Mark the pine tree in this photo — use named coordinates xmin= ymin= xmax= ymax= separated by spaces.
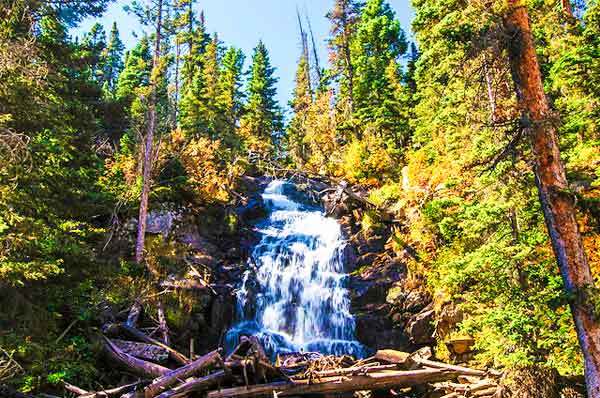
xmin=197 ymin=34 xmax=223 ymax=139
xmin=116 ymin=35 xmax=152 ymax=101
xmin=103 ymin=22 xmax=125 ymax=96
xmin=327 ymin=0 xmax=362 ymax=115
xmin=286 ymin=54 xmax=313 ymax=165
xmin=82 ymin=22 xmax=107 ymax=82
xmin=504 ymin=1 xmax=600 ymax=392
xmin=240 ymin=40 xmax=283 ymax=158
xmin=181 ymin=11 xmax=210 ymax=90
xmin=351 ymin=0 xmax=408 ymax=150
xmin=180 ymin=34 xmax=222 ymax=138
xmin=218 ymin=46 xmax=245 ymax=147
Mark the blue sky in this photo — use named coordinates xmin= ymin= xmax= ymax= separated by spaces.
xmin=74 ymin=0 xmax=415 ymax=111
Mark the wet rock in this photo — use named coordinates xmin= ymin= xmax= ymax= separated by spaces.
xmin=355 ymin=313 xmax=410 ymax=351
xmin=407 ymin=307 xmax=435 ymax=345
xmin=350 ymin=280 xmax=391 ymax=310
xmin=236 ymin=198 xmax=266 ymax=222
xmin=177 ymin=223 xmax=219 ymax=254
xmin=355 ymin=252 xmax=378 ymax=268
xmin=323 ymin=191 xmax=353 ymax=218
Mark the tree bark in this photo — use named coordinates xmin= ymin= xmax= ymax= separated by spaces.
xmin=120 ymin=324 xmax=189 ymax=366
xmin=112 ymin=339 xmax=169 ymax=363
xmin=562 ymin=0 xmax=575 ymax=19
xmin=206 ymin=369 xmax=458 ymax=398
xmin=144 ymin=349 xmax=222 ymax=398
xmin=504 ymin=2 xmax=600 ymax=396
xmin=135 ymin=0 xmax=163 ymax=264
xmin=103 ymin=336 xmax=171 ymax=378
xmin=155 ymin=370 xmax=228 ymax=398
xmin=156 ymin=300 xmax=170 ymax=346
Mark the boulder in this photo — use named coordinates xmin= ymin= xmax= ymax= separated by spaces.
xmin=355 ymin=312 xmax=410 ymax=351
xmin=407 ymin=307 xmax=435 ymax=345
xmin=436 ymin=301 xmax=464 ymax=338
xmin=146 ymin=211 xmax=177 ymax=237
xmin=446 ymin=338 xmax=475 ymax=355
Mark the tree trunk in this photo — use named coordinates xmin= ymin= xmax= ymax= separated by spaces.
xmin=144 ymin=349 xmax=222 ymax=398
xmin=483 ymin=52 xmax=497 ymax=123
xmin=562 ymin=0 xmax=575 ymax=19
xmin=120 ymin=323 xmax=190 ymax=365
xmin=103 ymin=336 xmax=171 ymax=378
xmin=135 ymin=0 xmax=163 ymax=264
xmin=504 ymin=2 xmax=600 ymax=397
xmin=174 ymin=38 xmax=180 ymax=124
xmin=206 ymin=369 xmax=458 ymax=398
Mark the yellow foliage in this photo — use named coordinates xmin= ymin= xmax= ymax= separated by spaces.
xmin=341 ymin=133 xmax=394 ymax=186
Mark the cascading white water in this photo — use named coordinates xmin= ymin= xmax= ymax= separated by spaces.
xmin=225 ymin=180 xmax=365 ymax=358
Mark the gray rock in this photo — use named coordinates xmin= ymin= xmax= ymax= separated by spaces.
xmin=407 ymin=308 xmax=435 ymax=345
xmin=146 ymin=211 xmax=176 ymax=238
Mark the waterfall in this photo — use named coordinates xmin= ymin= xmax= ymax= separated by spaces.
xmin=225 ymin=180 xmax=365 ymax=358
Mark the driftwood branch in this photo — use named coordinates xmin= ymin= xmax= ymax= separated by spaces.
xmin=78 ymin=381 xmax=147 ymax=398
xmin=412 ymin=358 xmax=486 ymax=377
xmin=112 ymin=339 xmax=169 ymax=363
xmin=207 ymin=369 xmax=459 ymax=398
xmin=120 ymin=324 xmax=190 ymax=365
xmin=156 ymin=301 xmax=170 ymax=346
xmin=102 ymin=336 xmax=171 ymax=378
xmin=126 ymin=301 xmax=143 ymax=328
xmin=155 ymin=370 xmax=228 ymax=398
xmin=144 ymin=349 xmax=222 ymax=398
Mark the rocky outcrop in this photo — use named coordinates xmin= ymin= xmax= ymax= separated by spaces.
xmin=290 ymin=175 xmax=435 ymax=354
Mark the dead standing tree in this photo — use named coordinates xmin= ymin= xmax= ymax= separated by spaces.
xmin=135 ymin=0 xmax=164 ymax=265
xmin=504 ymin=1 xmax=600 ymax=396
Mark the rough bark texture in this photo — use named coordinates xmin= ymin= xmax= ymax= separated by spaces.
xmin=103 ymin=336 xmax=171 ymax=378
xmin=144 ymin=349 xmax=222 ymax=398
xmin=135 ymin=0 xmax=163 ymax=264
xmin=120 ymin=324 xmax=189 ymax=366
xmin=207 ymin=369 xmax=458 ymax=398
xmin=562 ymin=0 xmax=575 ymax=18
xmin=504 ymin=2 xmax=600 ymax=397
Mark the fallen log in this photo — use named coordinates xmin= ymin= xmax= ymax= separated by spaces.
xmin=411 ymin=358 xmax=486 ymax=377
xmin=155 ymin=370 xmax=228 ymax=398
xmin=64 ymin=382 xmax=89 ymax=395
xmin=298 ymin=363 xmax=399 ymax=379
xmin=78 ymin=381 xmax=146 ymax=398
xmin=207 ymin=369 xmax=458 ymax=398
xmin=126 ymin=301 xmax=143 ymax=328
xmin=144 ymin=349 xmax=222 ymax=398
xmin=159 ymin=279 xmax=215 ymax=294
xmin=103 ymin=336 xmax=171 ymax=378
xmin=112 ymin=339 xmax=169 ymax=363
xmin=226 ymin=337 xmax=251 ymax=362
xmin=120 ymin=324 xmax=189 ymax=365
xmin=374 ymin=350 xmax=411 ymax=367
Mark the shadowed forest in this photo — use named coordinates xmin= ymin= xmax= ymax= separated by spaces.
xmin=1 ymin=0 xmax=599 ymax=397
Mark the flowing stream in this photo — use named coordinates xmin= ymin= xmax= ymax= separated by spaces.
xmin=225 ymin=180 xmax=365 ymax=358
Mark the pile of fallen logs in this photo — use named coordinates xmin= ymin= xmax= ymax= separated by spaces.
xmin=56 ymin=300 xmax=505 ymax=398
xmin=65 ymin=325 xmax=502 ymax=398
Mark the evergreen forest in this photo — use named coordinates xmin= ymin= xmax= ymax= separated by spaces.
xmin=1 ymin=0 xmax=599 ymax=397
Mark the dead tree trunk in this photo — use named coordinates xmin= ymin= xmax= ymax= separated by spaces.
xmin=135 ymin=0 xmax=164 ymax=264
xmin=562 ymin=0 xmax=575 ymax=18
xmin=504 ymin=2 xmax=600 ymax=396
xmin=144 ymin=349 xmax=222 ymax=398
